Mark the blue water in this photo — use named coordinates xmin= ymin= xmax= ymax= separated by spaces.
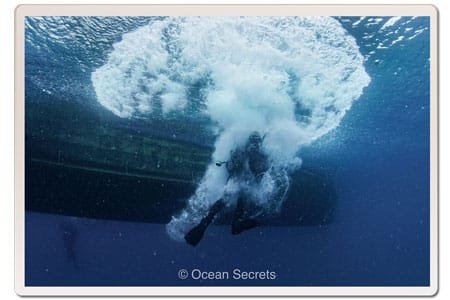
xmin=24 ymin=16 xmax=430 ymax=286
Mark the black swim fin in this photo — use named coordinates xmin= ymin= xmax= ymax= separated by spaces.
xmin=184 ymin=222 xmax=208 ymax=246
xmin=230 ymin=195 xmax=259 ymax=235
xmin=231 ymin=218 xmax=259 ymax=235
xmin=184 ymin=200 xmax=225 ymax=246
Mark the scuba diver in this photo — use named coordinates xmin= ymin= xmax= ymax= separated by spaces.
xmin=184 ymin=131 xmax=270 ymax=246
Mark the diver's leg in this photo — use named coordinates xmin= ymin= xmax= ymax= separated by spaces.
xmin=231 ymin=196 xmax=245 ymax=235
xmin=231 ymin=195 xmax=259 ymax=235
xmin=184 ymin=199 xmax=226 ymax=246
xmin=233 ymin=195 xmax=245 ymax=221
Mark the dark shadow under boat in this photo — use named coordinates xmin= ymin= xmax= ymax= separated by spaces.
xmin=25 ymin=91 xmax=337 ymax=227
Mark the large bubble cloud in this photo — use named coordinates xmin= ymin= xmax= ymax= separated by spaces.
xmin=91 ymin=17 xmax=370 ymax=240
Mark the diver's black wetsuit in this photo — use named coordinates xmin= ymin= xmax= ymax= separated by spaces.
xmin=184 ymin=132 xmax=269 ymax=246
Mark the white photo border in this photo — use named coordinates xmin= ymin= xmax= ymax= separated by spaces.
xmin=14 ymin=4 xmax=439 ymax=296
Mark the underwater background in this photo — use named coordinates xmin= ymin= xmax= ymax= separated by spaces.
xmin=24 ymin=16 xmax=430 ymax=286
